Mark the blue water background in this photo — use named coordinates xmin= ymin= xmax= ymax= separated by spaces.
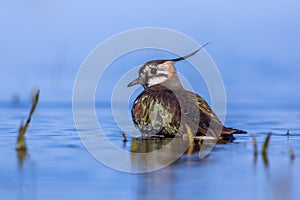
xmin=1 ymin=101 xmax=300 ymax=200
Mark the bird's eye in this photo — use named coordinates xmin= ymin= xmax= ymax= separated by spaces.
xmin=150 ymin=68 xmax=157 ymax=74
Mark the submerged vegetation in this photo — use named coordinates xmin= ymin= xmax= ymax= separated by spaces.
xmin=261 ymin=133 xmax=271 ymax=157
xmin=16 ymin=90 xmax=40 ymax=151
xmin=251 ymin=134 xmax=258 ymax=157
xmin=251 ymin=134 xmax=258 ymax=164
xmin=261 ymin=133 xmax=272 ymax=166
xmin=289 ymin=147 xmax=295 ymax=162
xmin=251 ymin=132 xmax=296 ymax=167
xmin=120 ymin=132 xmax=128 ymax=142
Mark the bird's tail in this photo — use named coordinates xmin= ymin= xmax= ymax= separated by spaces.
xmin=217 ymin=126 xmax=247 ymax=142
xmin=221 ymin=126 xmax=247 ymax=135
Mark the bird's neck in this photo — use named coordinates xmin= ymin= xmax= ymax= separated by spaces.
xmin=162 ymin=74 xmax=184 ymax=91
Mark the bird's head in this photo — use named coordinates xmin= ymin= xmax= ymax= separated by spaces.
xmin=127 ymin=43 xmax=209 ymax=88
xmin=127 ymin=59 xmax=176 ymax=88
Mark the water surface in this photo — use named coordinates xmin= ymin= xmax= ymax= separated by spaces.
xmin=0 ymin=101 xmax=299 ymax=200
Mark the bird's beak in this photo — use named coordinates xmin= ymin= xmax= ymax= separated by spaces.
xmin=127 ymin=77 xmax=142 ymax=87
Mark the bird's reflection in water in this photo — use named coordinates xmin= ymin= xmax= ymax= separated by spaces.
xmin=125 ymin=136 xmax=219 ymax=172
xmin=128 ymin=138 xmax=229 ymax=199
xmin=129 ymin=137 xmax=206 ymax=154
xmin=128 ymin=136 xmax=229 ymax=154
xmin=134 ymin=166 xmax=177 ymax=200
xmin=128 ymin=137 xmax=188 ymax=172
xmin=128 ymin=137 xmax=218 ymax=200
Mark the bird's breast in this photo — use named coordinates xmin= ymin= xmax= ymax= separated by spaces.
xmin=131 ymin=87 xmax=182 ymax=136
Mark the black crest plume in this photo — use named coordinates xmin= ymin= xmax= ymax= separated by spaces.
xmin=170 ymin=42 xmax=210 ymax=62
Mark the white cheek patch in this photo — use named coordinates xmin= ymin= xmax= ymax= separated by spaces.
xmin=148 ymin=75 xmax=168 ymax=87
